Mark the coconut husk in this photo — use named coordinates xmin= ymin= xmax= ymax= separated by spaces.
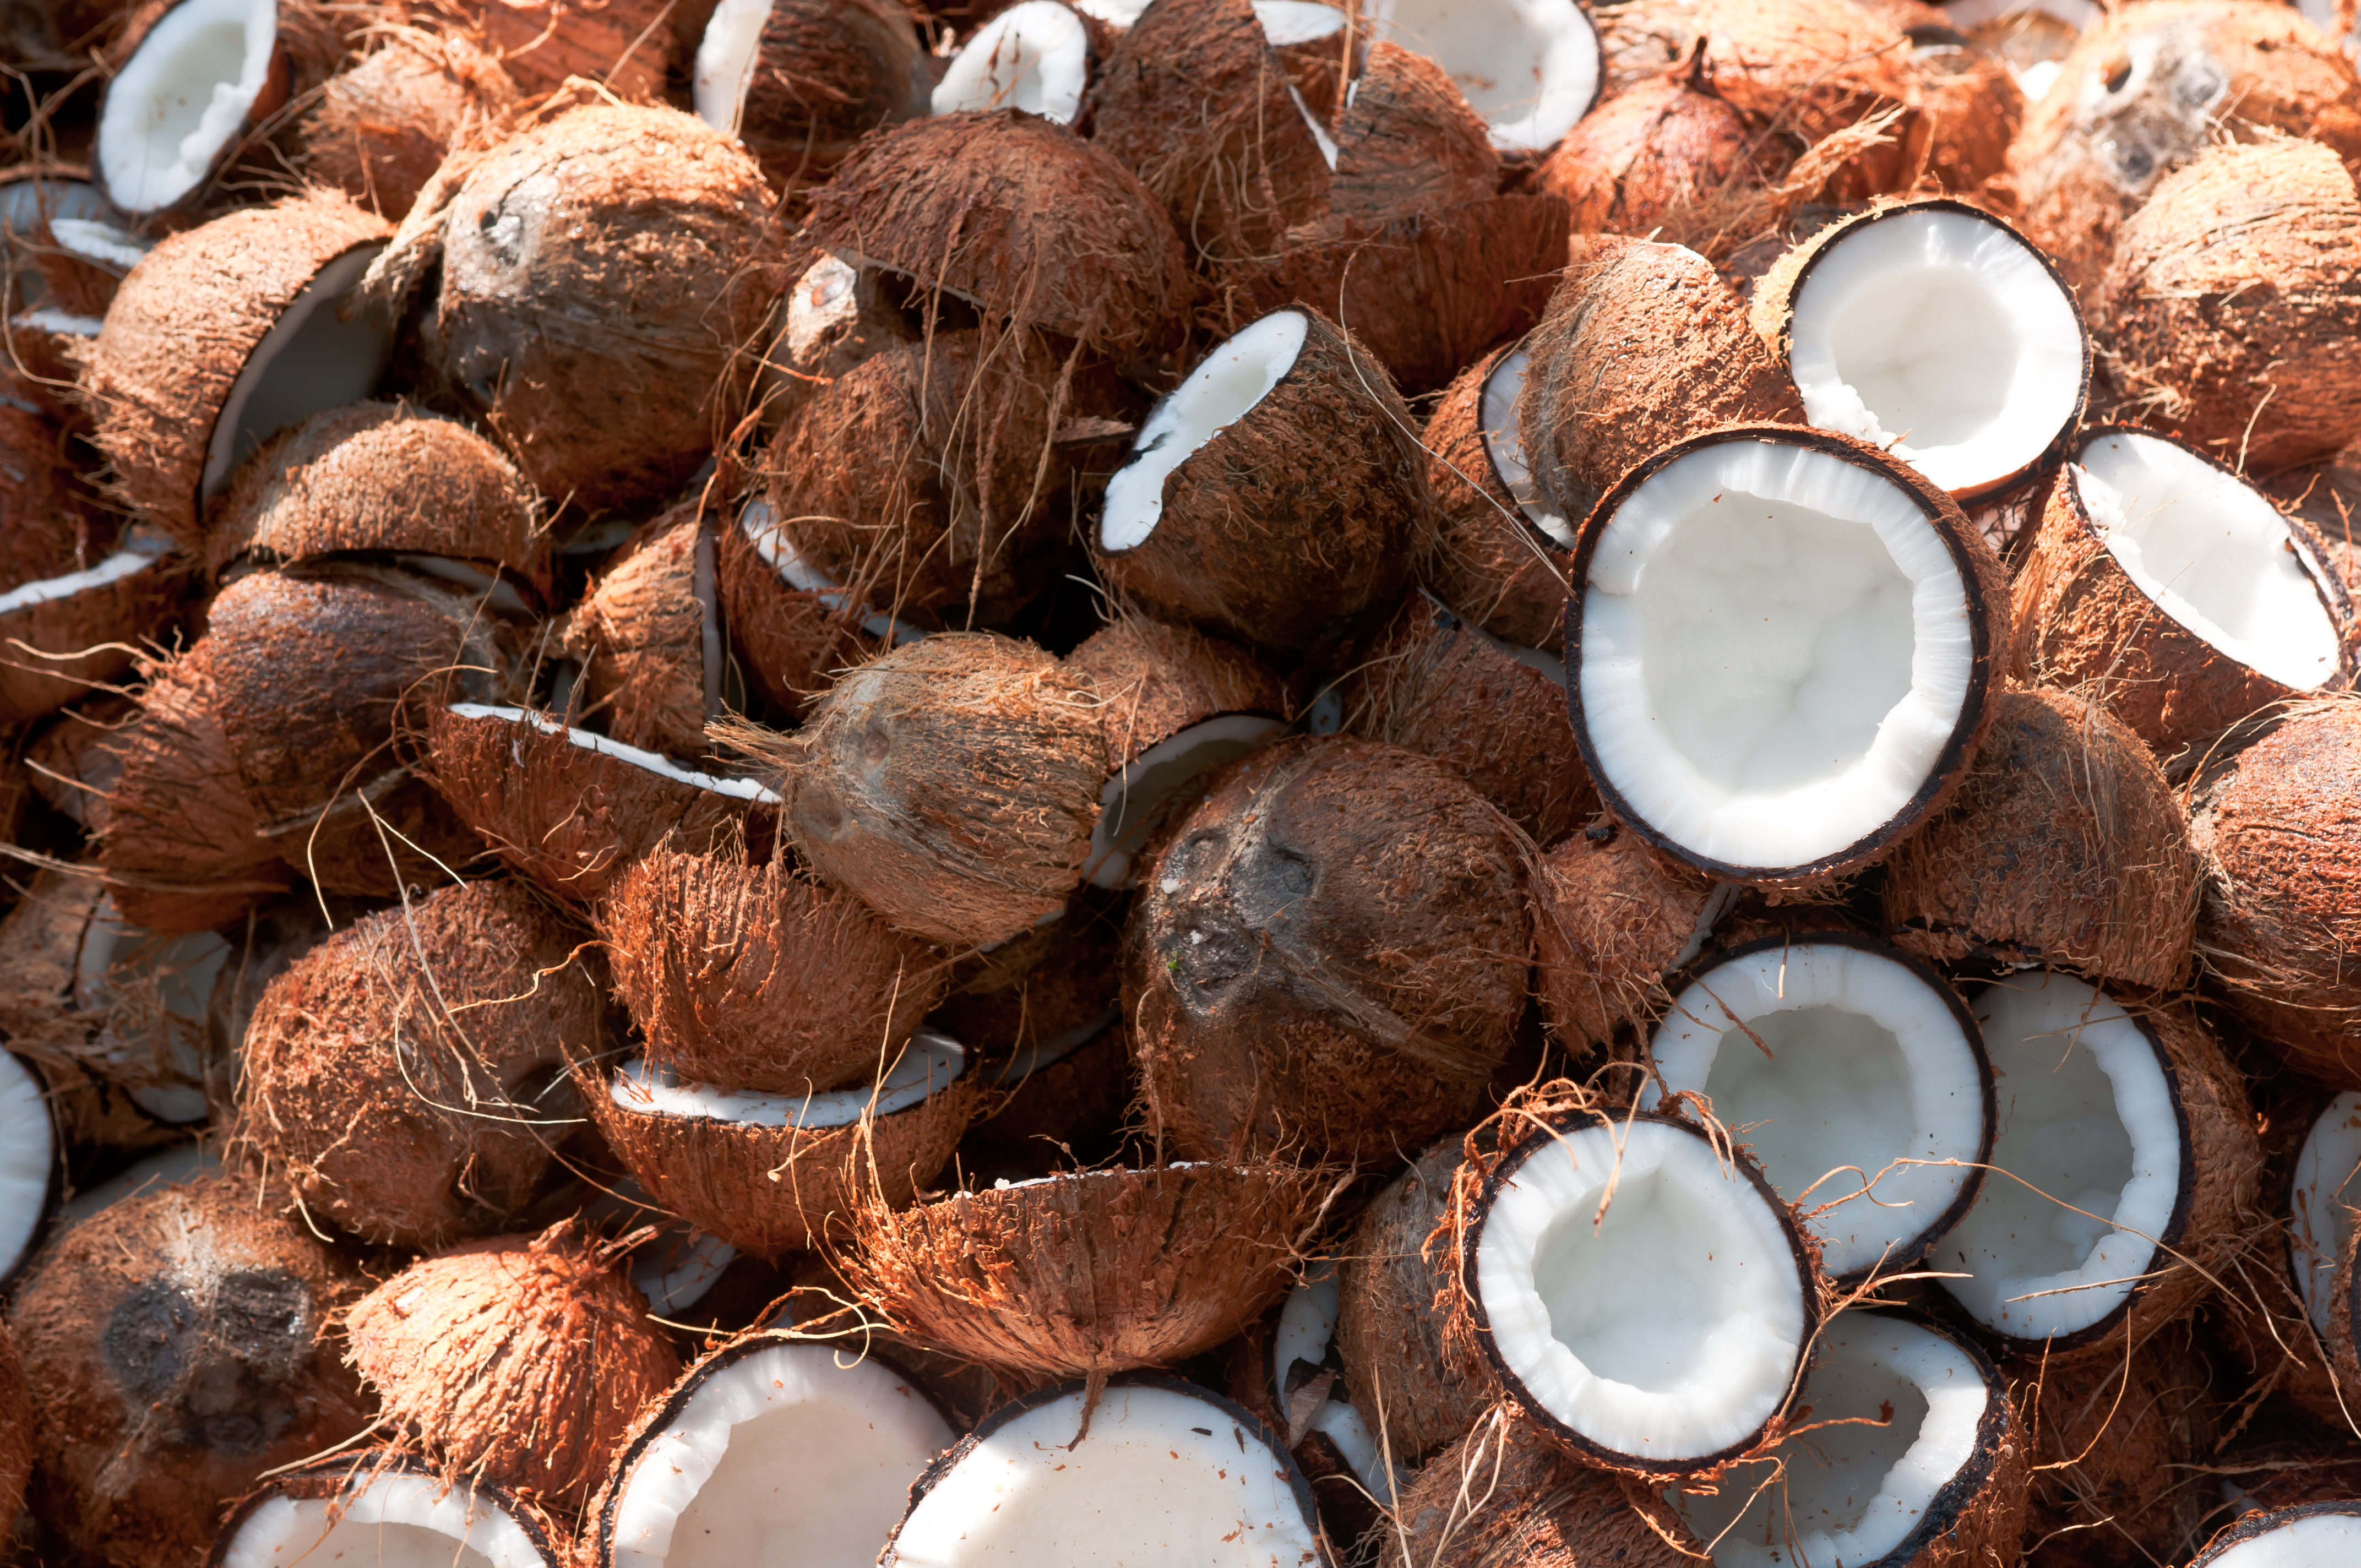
xmin=962 ymin=1022 xmax=1128 ymax=1162
xmin=207 ymin=1454 xmax=568 ymax=1568
xmin=302 ymin=25 xmax=520 ymax=219
xmin=228 ymin=879 xmax=602 ymax=1247
xmin=204 ymin=400 xmax=548 ymax=596
xmin=1381 ymin=1408 xmax=1692 ymax=1568
xmin=443 ymin=0 xmax=674 ymax=99
xmin=1094 ymin=308 xmax=1430 ymax=654
xmin=1534 ymin=44 xmax=1797 ymax=238
xmin=1126 ymin=736 xmax=1531 ymax=1166
xmin=345 ymin=1218 xmax=680 ymax=1509
xmin=2011 ymin=1 xmax=2361 ymax=300
xmin=716 ymin=0 xmax=933 ymax=201
xmin=711 ymin=502 xmax=891 ymax=720
xmin=804 ymin=110 xmax=1191 ymax=356
xmin=8 ymin=1170 xmax=371 ymax=1567
xmin=561 ymin=503 xmax=716 ymax=758
xmin=837 ymin=1162 xmax=1326 ymax=1384
xmin=1880 ymin=683 xmax=2199 ymax=990
xmin=84 ymin=191 xmax=393 ymax=552
xmin=2100 ymin=137 xmax=2361 ymax=475
xmin=1417 ymin=341 xmax=1573 ymax=654
xmin=1326 ymin=42 xmax=1496 ymax=226
xmin=2014 ymin=1326 xmax=2226 ymax=1567
xmin=1918 ymin=35 xmax=2021 ymax=198
xmin=757 ymin=253 xmax=915 ymax=434
xmin=0 ymin=1320 xmax=26 ymax=1531
xmin=1064 ymin=616 xmax=1285 ymax=774
xmin=1529 ymin=821 xmax=1722 ymax=1052
xmin=750 ymin=633 xmax=1106 ymax=949
xmin=2014 ymin=437 xmax=2357 ymax=770
xmin=0 ymin=403 xmax=104 ymax=582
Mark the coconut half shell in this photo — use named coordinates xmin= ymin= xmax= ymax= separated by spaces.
xmin=0 ymin=1321 xmax=26 ymax=1532
xmin=0 ymin=530 xmax=181 ymax=729
xmin=712 ymin=497 xmax=895 ymax=720
xmin=302 ymin=25 xmax=520 ymax=219
xmin=1531 ymin=821 xmax=1726 ymax=1053
xmin=561 ymin=503 xmax=717 ymax=758
xmin=1384 ymin=1411 xmax=1687 ymax=1568
xmin=1064 ymin=617 xmax=1283 ymax=776
xmin=205 ymin=1455 xmax=565 ymax=1568
xmin=1416 ymin=339 xmax=1575 ymax=654
xmin=1325 ymin=41 xmax=1496 ymax=225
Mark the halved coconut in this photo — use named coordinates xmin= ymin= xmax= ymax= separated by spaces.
xmin=2014 ymin=428 xmax=2354 ymax=767
xmin=1127 ymin=736 xmax=1531 ymax=1164
xmin=1095 ymin=308 xmax=1428 ymax=655
xmin=1358 ymin=0 xmax=1601 ymax=153
xmin=1531 ymin=819 xmax=1730 ymax=1051
xmin=1751 ymin=199 xmax=2088 ymax=501
xmin=562 ymin=503 xmax=720 ymax=758
xmin=1324 ymin=40 xmax=1498 ymax=224
xmin=301 ymin=25 xmax=520 ymax=220
xmin=229 ymin=879 xmax=601 ymax=1247
xmin=880 ymin=1377 xmax=1324 ymax=1566
xmin=580 ymin=1032 xmax=977 ymax=1257
xmin=0 ymin=1050 xmax=58 ymax=1291
xmin=1258 ymin=0 xmax=1357 ymax=125
xmin=2017 ymin=1328 xmax=2223 ymax=1566
xmin=715 ymin=495 xmax=908 ymax=720
xmin=2290 ymin=1090 xmax=2361 ymax=1341
xmin=591 ymin=1337 xmax=955 ymax=1568
xmin=1934 ymin=972 xmax=2256 ymax=1360
xmin=1534 ymin=43 xmax=1795 ymax=239
xmin=1640 ymin=931 xmax=1991 ymax=1280
xmin=1565 ymin=426 xmax=2008 ymax=888
xmin=209 ymin=1456 xmax=561 ymax=1568
xmin=691 ymin=0 xmax=932 ymax=198
xmin=1449 ymin=1102 xmax=1820 ymax=1478
xmin=1419 ymin=339 xmax=1579 ymax=652
xmin=459 ymin=0 xmax=677 ymax=100
xmin=2195 ymin=1502 xmax=2361 ymax=1567
xmin=1658 ymin=1311 xmax=2025 ymax=1568
xmin=93 ymin=0 xmax=292 ymax=216
xmin=0 ymin=522 xmax=179 ymax=728
xmin=1385 ymin=1409 xmax=1683 ymax=1568
xmin=0 ymin=168 xmax=125 ymax=420
xmin=932 ymin=2 xmax=1091 ymax=123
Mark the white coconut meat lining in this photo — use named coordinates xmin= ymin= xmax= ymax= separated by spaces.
xmin=738 ymin=497 xmax=926 ymax=646
xmin=1785 ymin=205 xmax=2084 ymax=498
xmin=1935 ymin=972 xmax=2185 ymax=1345
xmin=2197 ymin=1503 xmax=2361 ymax=1568
xmin=2288 ymin=1090 xmax=2361 ymax=1335
xmin=0 ymin=531 xmax=171 ymax=617
xmin=201 ymin=243 xmax=396 ymax=502
xmin=2071 ymin=430 xmax=2343 ymax=693
xmin=932 ymin=2 xmax=1090 ymax=124
xmin=216 ymin=1462 xmax=555 ymax=1568
xmin=0 ymin=1050 xmax=57 ymax=1288
xmin=1269 ymin=1262 xmax=1392 ymax=1498
xmin=692 ymin=0 xmax=771 ymax=134
xmin=97 ymin=0 xmax=279 ymax=214
xmin=1479 ymin=342 xmax=1575 ymax=548
xmin=1468 ymin=1111 xmax=1813 ymax=1468
xmin=883 ymin=1377 xmax=1324 ymax=1567
xmin=1672 ymin=1314 xmax=2003 ymax=1568
xmin=1360 ymin=0 xmax=1600 ymax=153
xmin=1082 ymin=712 xmax=1286 ymax=889
xmin=611 ymin=1031 xmax=966 ymax=1129
xmin=1101 ymin=310 xmax=1307 ymax=552
xmin=600 ymin=1340 xmax=954 ymax=1568
xmin=1573 ymin=434 xmax=1982 ymax=875
xmin=448 ymin=704 xmax=784 ymax=804
xmin=1642 ymin=935 xmax=1990 ymax=1278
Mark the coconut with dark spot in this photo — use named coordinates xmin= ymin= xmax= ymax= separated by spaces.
xmin=1534 ymin=43 xmax=1793 ymax=238
xmin=562 ymin=503 xmax=719 ymax=758
xmin=1418 ymin=341 xmax=1574 ymax=654
xmin=455 ymin=0 xmax=677 ymax=100
xmin=1530 ymin=823 xmax=1723 ymax=1052
xmin=229 ymin=879 xmax=601 ymax=1248
xmin=8 ymin=1172 xmax=370 ymax=1567
xmin=2016 ymin=1329 xmax=2225 ymax=1568
xmin=1383 ymin=1410 xmax=1691 ymax=1568
xmin=302 ymin=25 xmax=519 ymax=220
xmin=696 ymin=0 xmax=933 ymax=202
xmin=1333 ymin=1140 xmax=1490 ymax=1467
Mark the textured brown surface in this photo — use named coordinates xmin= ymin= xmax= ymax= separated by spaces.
xmin=1334 ymin=1141 xmax=1489 ymax=1467
xmin=1417 ymin=342 xmax=1574 ymax=654
xmin=963 ymin=1022 xmax=1128 ymax=1159
xmin=1534 ymin=47 xmax=1793 ymax=238
xmin=0 ymin=1321 xmax=26 ymax=1534
xmin=2015 ymin=1327 xmax=2226 ymax=1567
xmin=0 ymin=531 xmax=179 ymax=730
xmin=937 ymin=897 xmax=1125 ymax=1064
xmin=1384 ymin=1412 xmax=1692 ymax=1568
xmin=1326 ymin=42 xmax=1496 ymax=226
xmin=1919 ymin=41 xmax=2022 ymax=198
xmin=1530 ymin=824 xmax=1718 ymax=1050
xmin=302 ymin=26 xmax=519 ymax=219
xmin=712 ymin=507 xmax=885 ymax=721
xmin=451 ymin=0 xmax=675 ymax=100
xmin=1064 ymin=617 xmax=1284 ymax=773
xmin=562 ymin=504 xmax=713 ymax=757
xmin=723 ymin=0 xmax=931 ymax=200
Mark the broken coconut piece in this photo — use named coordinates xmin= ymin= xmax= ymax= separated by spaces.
xmin=93 ymin=0 xmax=292 ymax=216
xmin=1359 ymin=0 xmax=1602 ymax=152
xmin=2195 ymin=1502 xmax=2361 ymax=1567
xmin=1566 ymin=426 xmax=2007 ymax=888
xmin=0 ymin=1050 xmax=57 ymax=1289
xmin=880 ymin=1378 xmax=1322 ymax=1566
xmin=210 ymin=1457 xmax=559 ymax=1568
xmin=931 ymin=2 xmax=1091 ymax=123
xmin=0 ymin=527 xmax=178 ymax=728
xmin=1640 ymin=931 xmax=1991 ymax=1279
xmin=692 ymin=0 xmax=933 ymax=198
xmin=1420 ymin=338 xmax=1577 ymax=653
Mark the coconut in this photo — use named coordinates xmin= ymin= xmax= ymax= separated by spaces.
xmin=366 ymin=104 xmax=781 ymax=513
xmin=1417 ymin=338 xmax=1576 ymax=656
xmin=1094 ymin=308 xmax=1431 ymax=655
xmin=2015 ymin=429 xmax=2355 ymax=769
xmin=2227 ymin=1086 xmax=2361 ymax=1428
xmin=755 ymin=252 xmax=915 ymax=436
xmin=302 ymin=25 xmax=519 ymax=219
xmin=1323 ymin=40 xmax=1497 ymax=223
xmin=2016 ymin=1327 xmax=2224 ymax=1567
xmin=229 ymin=878 xmax=601 ymax=1247
xmin=345 ymin=1219 xmax=682 ymax=1508
xmin=1355 ymin=0 xmax=1602 ymax=154
xmin=24 ymin=693 xmax=134 ymax=830
xmin=1533 ymin=43 xmax=1794 ymax=238
xmin=0 ymin=1319 xmax=26 ymax=1531
xmin=1916 ymin=28 xmax=2023 ymax=197
xmin=562 ymin=503 xmax=721 ymax=758
xmin=459 ymin=0 xmax=677 ymax=100
xmin=714 ymin=496 xmax=905 ymax=720
xmin=1247 ymin=1261 xmax=1392 ymax=1539
xmin=0 ymin=1050 xmax=58 ymax=1291
xmin=208 ymin=1456 xmax=563 ymax=1568
xmin=690 ymin=0 xmax=932 ymax=200
xmin=1258 ymin=1 xmax=1357 ymax=125
xmin=577 ymin=1031 xmax=977 ymax=1257
xmin=2195 ymin=1504 xmax=2361 ymax=1568
xmin=1530 ymin=821 xmax=1729 ymax=1053
xmin=1126 ymin=736 xmax=1531 ymax=1166
xmin=601 ymin=842 xmax=948 ymax=1096
xmin=1384 ymin=1409 xmax=1684 ymax=1568
xmin=931 ymin=2 xmax=1094 ymax=124
xmin=8 ymin=1170 xmax=371 ymax=1567
xmin=0 ymin=167 xmax=126 ymax=421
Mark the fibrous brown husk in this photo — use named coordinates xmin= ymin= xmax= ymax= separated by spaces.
xmin=8 ymin=1172 xmax=371 ymax=1568
xmin=1382 ymin=1409 xmax=1691 ymax=1568
xmin=25 ymin=694 xmax=133 ymax=830
xmin=2010 ymin=0 xmax=2361 ymax=300
xmin=1880 ymin=683 xmax=2199 ymax=990
xmin=344 ymin=1218 xmax=681 ymax=1508
xmin=2015 ymin=1327 xmax=2226 ymax=1568
xmin=1417 ymin=340 xmax=1573 ymax=653
xmin=711 ymin=500 xmax=891 ymax=721
xmin=302 ymin=25 xmax=520 ymax=219
xmin=561 ymin=503 xmax=716 ymax=757
xmin=0 ymin=1319 xmax=26 ymax=1531
xmin=1125 ymin=736 xmax=1531 ymax=1166
xmin=229 ymin=879 xmax=601 ymax=1247
xmin=1325 ymin=41 xmax=1496 ymax=226
xmin=444 ymin=0 xmax=676 ymax=100
xmin=1530 ymin=823 xmax=1722 ymax=1052
xmin=1063 ymin=616 xmax=1285 ymax=773
xmin=1534 ymin=44 xmax=1797 ymax=238
xmin=714 ymin=0 xmax=933 ymax=202
xmin=601 ymin=842 xmax=947 ymax=1096
xmin=2100 ymin=137 xmax=2361 ymax=475
xmin=757 ymin=252 xmax=915 ymax=437
xmin=1917 ymin=34 xmax=2022 ymax=197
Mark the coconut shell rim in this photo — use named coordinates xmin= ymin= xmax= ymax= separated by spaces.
xmin=0 ymin=1049 xmax=64 ymax=1295
xmin=89 ymin=0 xmax=290 ymax=216
xmin=595 ymin=1046 xmax=976 ymax=1135
xmin=205 ymin=1451 xmax=564 ymax=1568
xmin=2192 ymin=1499 xmax=2361 ymax=1565
xmin=1466 ymin=332 xmax=1576 ymax=564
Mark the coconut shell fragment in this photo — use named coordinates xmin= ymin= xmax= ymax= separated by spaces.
xmin=0 ymin=1321 xmax=26 ymax=1531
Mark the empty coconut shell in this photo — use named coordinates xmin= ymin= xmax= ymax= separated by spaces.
xmin=301 ymin=25 xmax=520 ymax=220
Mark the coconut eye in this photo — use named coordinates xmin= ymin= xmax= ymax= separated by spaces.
xmin=2103 ymin=57 xmax=2134 ymax=94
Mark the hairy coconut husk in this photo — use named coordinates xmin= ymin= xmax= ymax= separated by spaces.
xmin=561 ymin=503 xmax=716 ymax=757
xmin=370 ymin=104 xmax=781 ymax=513
xmin=717 ymin=0 xmax=933 ymax=200
xmin=1094 ymin=308 xmax=1430 ymax=655
xmin=0 ymin=1320 xmax=26 ymax=1530
xmin=2101 ymin=137 xmax=2361 ymax=474
xmin=1917 ymin=34 xmax=2021 ymax=197
xmin=839 ymin=1162 xmax=1325 ymax=1384
xmin=2013 ymin=436 xmax=2357 ymax=769
xmin=2011 ymin=0 xmax=2361 ymax=298
xmin=754 ymin=634 xmax=1106 ymax=949
xmin=1530 ymin=821 xmax=1723 ymax=1052
xmin=229 ymin=879 xmax=601 ymax=1247
xmin=445 ymin=0 xmax=675 ymax=99
xmin=805 ymin=110 xmax=1191 ymax=355
xmin=1064 ymin=616 xmax=1285 ymax=773
xmin=1383 ymin=1408 xmax=1692 ymax=1568
xmin=302 ymin=25 xmax=519 ymax=219
xmin=0 ymin=403 xmax=104 ymax=582
xmin=8 ymin=1171 xmax=371 ymax=1567
xmin=1126 ymin=736 xmax=1531 ymax=1165
xmin=85 ymin=192 xmax=393 ymax=551
xmin=1881 ymin=683 xmax=2199 ymax=990
xmin=711 ymin=500 xmax=891 ymax=720
xmin=1417 ymin=341 xmax=1573 ymax=654
xmin=1535 ymin=44 xmax=1797 ymax=237
xmin=602 ymin=843 xmax=947 ymax=1095
xmin=2015 ymin=1327 xmax=2225 ymax=1567
xmin=757 ymin=253 xmax=915 ymax=435
xmin=345 ymin=1218 xmax=680 ymax=1508
xmin=1325 ymin=41 xmax=1495 ymax=225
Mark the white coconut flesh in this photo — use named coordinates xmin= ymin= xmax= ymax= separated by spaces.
xmin=0 ymin=177 xmax=114 ymax=301
xmin=1255 ymin=2 xmax=1347 ymax=166
xmin=220 ymin=1472 xmax=550 ymax=1568
xmin=1640 ymin=942 xmax=1987 ymax=1278
xmin=8 ymin=307 xmax=103 ymax=341
xmin=1935 ymin=973 xmax=2180 ymax=1342
xmin=1269 ymin=1263 xmax=1390 ymax=1495
xmin=446 ymin=704 xmax=784 ymax=804
xmin=1101 ymin=311 xmax=1307 ymax=553
xmin=1084 ymin=712 xmax=1286 ymax=889
xmin=96 ymin=0 xmax=279 ymax=214
xmin=932 ymin=2 xmax=1090 ymax=124
xmin=0 ymin=1051 xmax=54 ymax=1281
xmin=397 ymin=556 xmax=534 ymax=615
xmin=200 ymin=244 xmax=394 ymax=502
xmin=0 ymin=531 xmax=169 ymax=617
xmin=1670 ymin=1315 xmax=1990 ymax=1568
xmin=1577 ymin=437 xmax=1976 ymax=872
xmin=738 ymin=497 xmax=924 ymax=645
xmin=1479 ymin=344 xmax=1574 ymax=547
xmin=47 ymin=217 xmax=153 ymax=274
xmin=692 ymin=0 xmax=775 ymax=133
xmin=1473 ymin=1117 xmax=1808 ymax=1464
xmin=1785 ymin=209 xmax=2083 ymax=497
xmin=886 ymin=1382 xmax=1322 ymax=1566
xmin=1074 ymin=0 xmax=1148 ymax=24
xmin=2288 ymin=1091 xmax=2361 ymax=1335
xmin=1360 ymin=0 xmax=1600 ymax=152
xmin=2204 ymin=1510 xmax=2361 ymax=1568
xmin=611 ymin=1032 xmax=965 ymax=1129
xmin=73 ymin=894 xmax=228 ymax=1125
xmin=2072 ymin=432 xmax=2341 ymax=693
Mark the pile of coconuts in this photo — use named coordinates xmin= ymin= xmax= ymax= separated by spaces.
xmin=16 ymin=0 xmax=2361 ymax=1562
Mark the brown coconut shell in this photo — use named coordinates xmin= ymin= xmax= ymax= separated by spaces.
xmin=302 ymin=25 xmax=520 ymax=219
xmin=1417 ymin=340 xmax=1574 ymax=653
xmin=1880 ymin=683 xmax=2199 ymax=990
xmin=0 ymin=1320 xmax=26 ymax=1532
xmin=0 ymin=403 xmax=106 ymax=584
xmin=757 ymin=252 xmax=916 ymax=437
xmin=1063 ymin=616 xmax=1285 ymax=774
xmin=345 ymin=1219 xmax=681 ymax=1508
xmin=719 ymin=0 xmax=933 ymax=200
xmin=25 ymin=695 xmax=130 ymax=829
xmin=711 ymin=502 xmax=890 ymax=720
xmin=1535 ymin=44 xmax=1797 ymax=238
xmin=2015 ymin=1327 xmax=2226 ymax=1568
xmin=561 ymin=503 xmax=716 ymax=758
xmin=229 ymin=879 xmax=602 ymax=1247
xmin=1093 ymin=308 xmax=1430 ymax=655
xmin=1530 ymin=821 xmax=1723 ymax=1052
xmin=2100 ymin=137 xmax=2361 ymax=475
xmin=1384 ymin=1412 xmax=1691 ymax=1568
xmin=837 ymin=1162 xmax=1325 ymax=1384
xmin=84 ymin=191 xmax=393 ymax=551
xmin=1325 ymin=42 xmax=1496 ymax=226
xmin=449 ymin=0 xmax=675 ymax=100
xmin=1125 ymin=736 xmax=1532 ymax=1165
xmin=1917 ymin=35 xmax=2022 ymax=198
xmin=8 ymin=1172 xmax=371 ymax=1567
xmin=2013 ymin=433 xmax=2357 ymax=769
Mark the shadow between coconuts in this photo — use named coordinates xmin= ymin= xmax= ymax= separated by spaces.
xmin=207 ymin=1452 xmax=567 ymax=1568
